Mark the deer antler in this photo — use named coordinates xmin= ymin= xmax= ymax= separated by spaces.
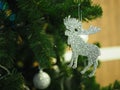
xmin=64 ymin=16 xmax=82 ymax=30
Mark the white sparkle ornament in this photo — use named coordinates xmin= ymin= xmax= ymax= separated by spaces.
xmin=64 ymin=16 xmax=101 ymax=77
xmin=33 ymin=70 xmax=51 ymax=89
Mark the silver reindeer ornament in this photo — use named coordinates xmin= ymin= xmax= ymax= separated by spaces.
xmin=64 ymin=16 xmax=101 ymax=77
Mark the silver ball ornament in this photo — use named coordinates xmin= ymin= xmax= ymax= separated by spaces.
xmin=33 ymin=70 xmax=51 ymax=89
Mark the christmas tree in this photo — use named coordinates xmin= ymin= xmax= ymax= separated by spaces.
xmin=2 ymin=0 xmax=118 ymax=90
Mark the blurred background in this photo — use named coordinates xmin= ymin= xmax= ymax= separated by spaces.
xmin=87 ymin=0 xmax=120 ymax=87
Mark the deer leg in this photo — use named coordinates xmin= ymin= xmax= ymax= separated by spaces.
xmin=68 ymin=52 xmax=75 ymax=67
xmin=81 ymin=58 xmax=93 ymax=74
xmin=89 ymin=60 xmax=98 ymax=77
xmin=72 ymin=54 xmax=78 ymax=69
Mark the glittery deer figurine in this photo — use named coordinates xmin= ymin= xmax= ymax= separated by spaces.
xmin=64 ymin=16 xmax=101 ymax=77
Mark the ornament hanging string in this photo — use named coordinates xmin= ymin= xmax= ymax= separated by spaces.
xmin=78 ymin=0 xmax=82 ymax=23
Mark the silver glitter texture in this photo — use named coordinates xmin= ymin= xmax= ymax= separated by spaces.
xmin=64 ymin=16 xmax=101 ymax=77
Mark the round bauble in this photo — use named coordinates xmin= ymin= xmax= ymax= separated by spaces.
xmin=33 ymin=70 xmax=51 ymax=89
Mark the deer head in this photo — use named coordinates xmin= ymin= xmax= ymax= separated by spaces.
xmin=64 ymin=16 xmax=82 ymax=30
